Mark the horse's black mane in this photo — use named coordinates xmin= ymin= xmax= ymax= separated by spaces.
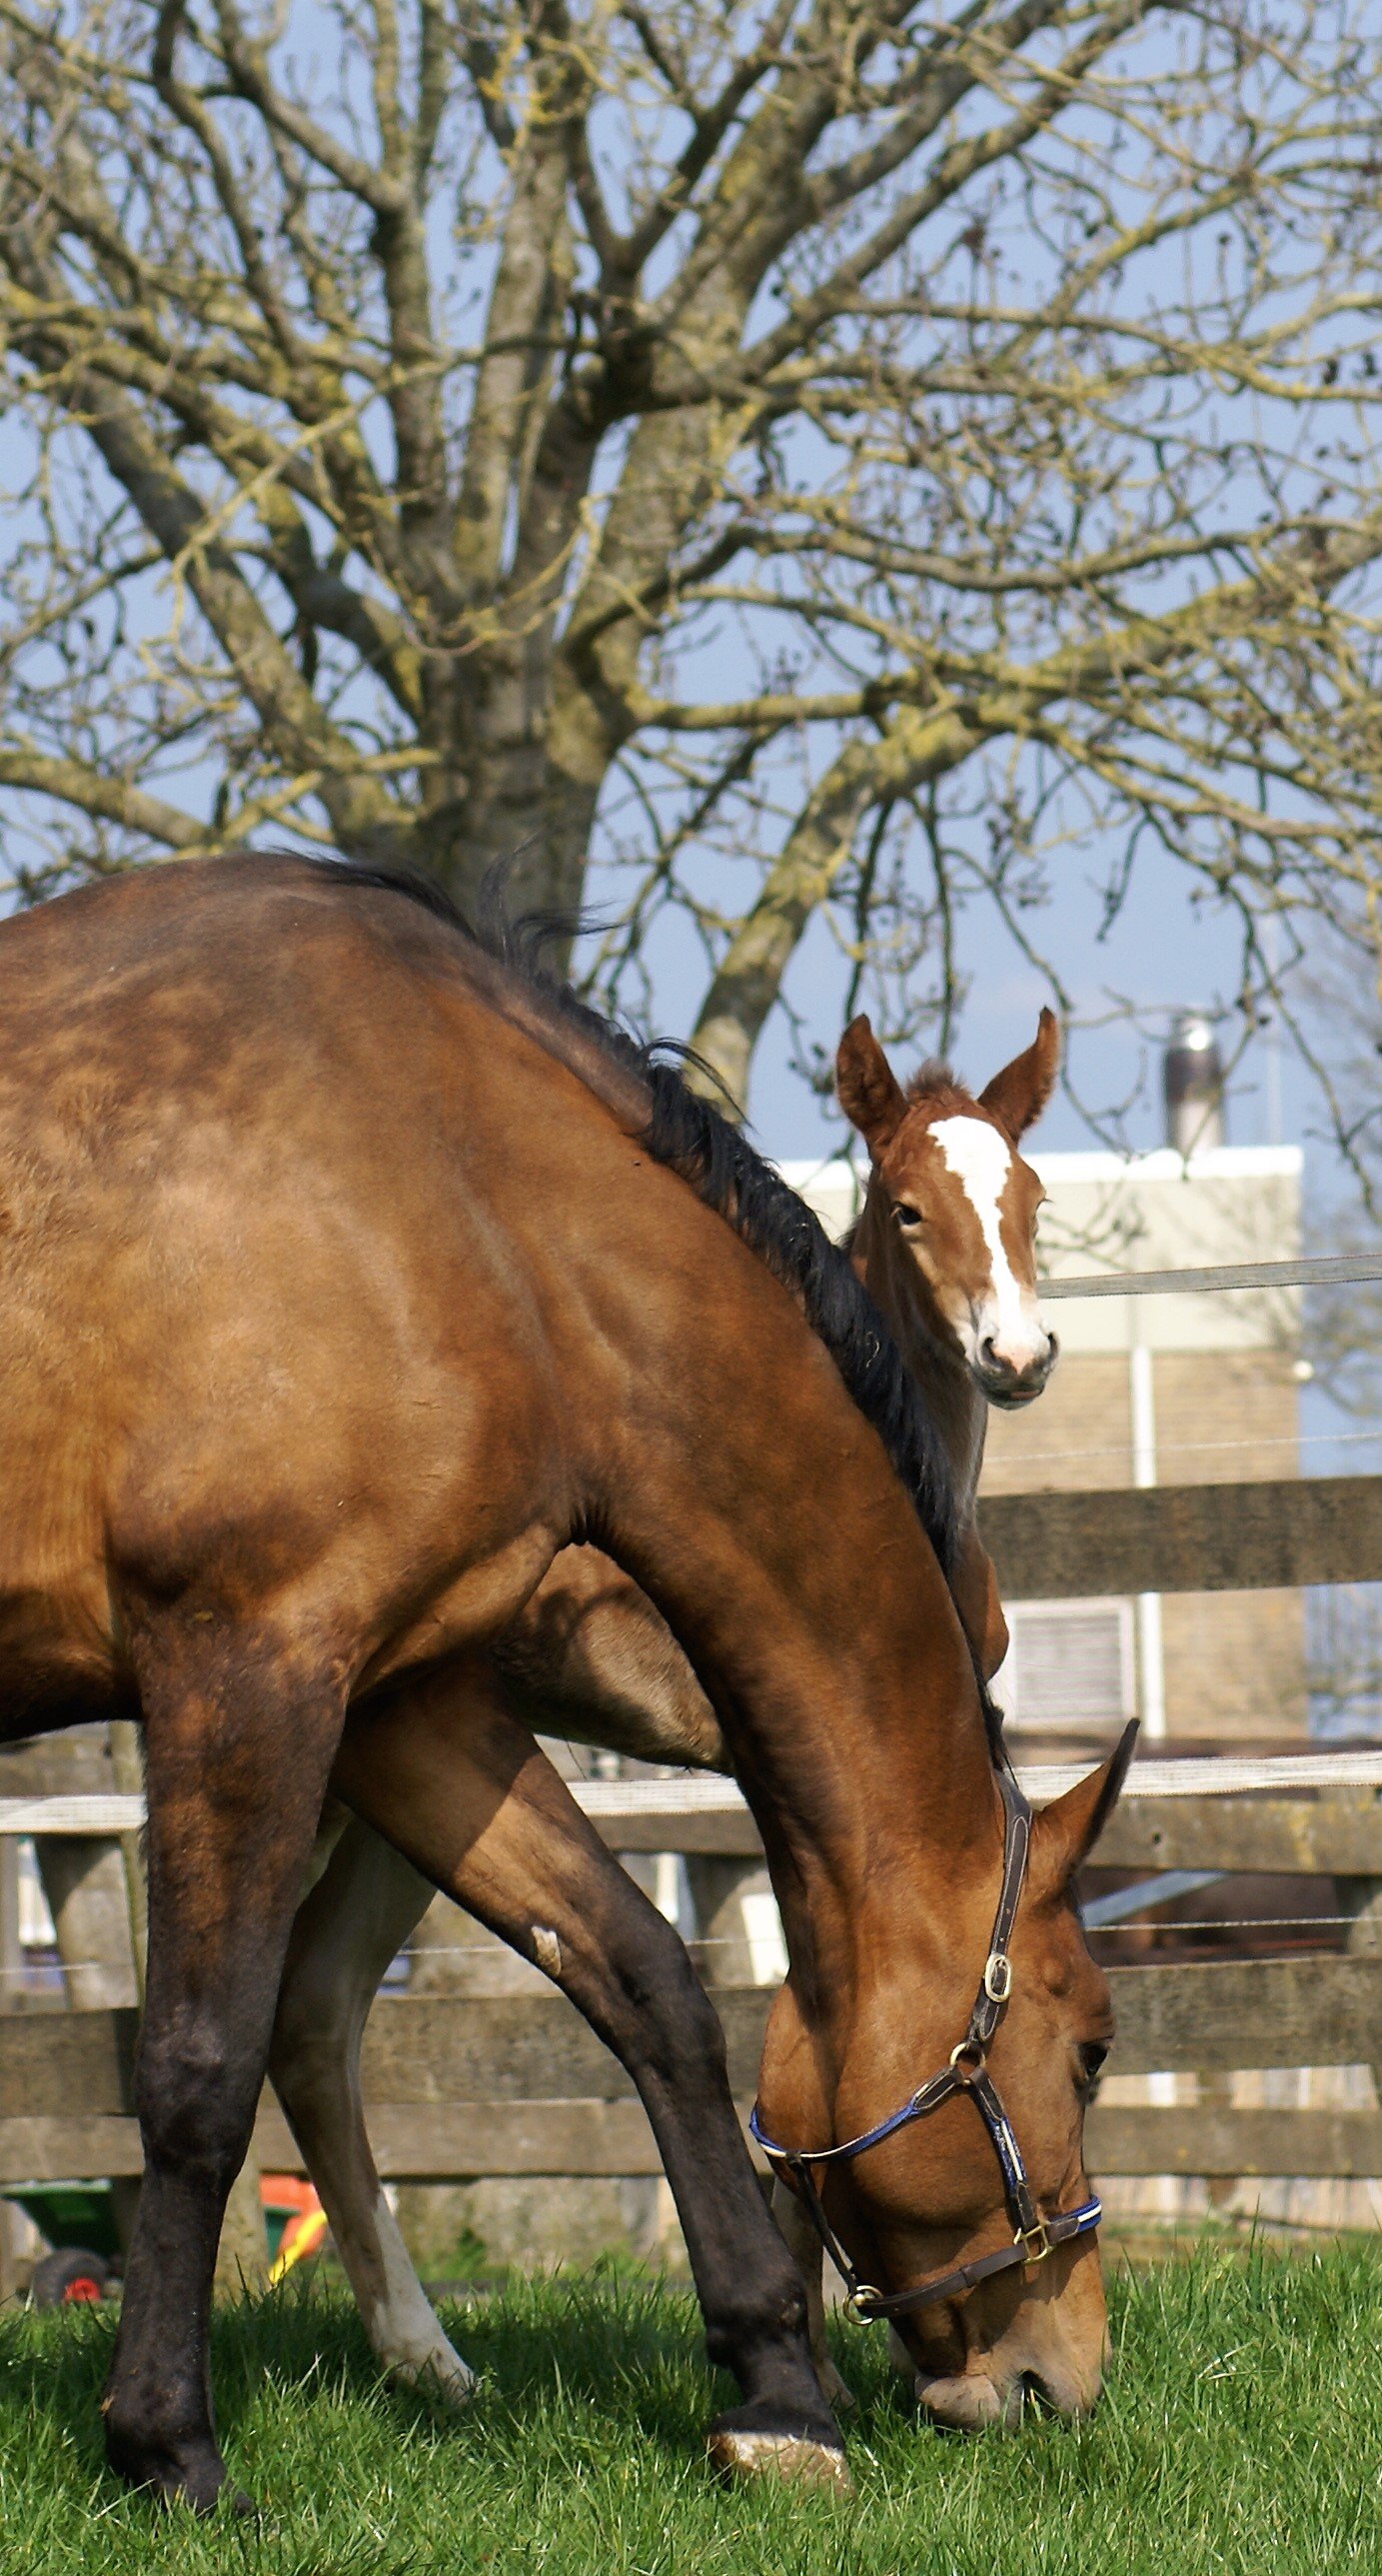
xmin=314 ymin=859 xmax=1001 ymax=1748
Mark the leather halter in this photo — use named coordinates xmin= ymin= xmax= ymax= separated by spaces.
xmin=748 ymin=1769 xmax=1102 ymax=2322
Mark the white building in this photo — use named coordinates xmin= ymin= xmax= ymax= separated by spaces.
xmin=786 ymin=1144 xmax=1305 ymax=1745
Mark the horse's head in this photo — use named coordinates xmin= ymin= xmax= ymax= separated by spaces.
xmin=836 ymin=1011 xmax=1059 ymax=1407
xmin=757 ymin=1730 xmax=1134 ymax=2427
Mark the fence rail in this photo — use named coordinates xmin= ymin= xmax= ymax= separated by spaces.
xmin=3 ymin=1772 xmax=1381 ymax=2201
xmin=978 ymin=1474 xmax=1382 ymax=1598
xmin=6 ymin=1750 xmax=1382 ymax=1858
xmin=6 ymin=1722 xmax=1382 ymax=2209
xmin=1 ymin=1950 xmax=1379 ymax=2189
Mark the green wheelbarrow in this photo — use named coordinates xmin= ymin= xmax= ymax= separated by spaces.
xmin=6 ymin=2181 xmax=122 ymax=2306
xmin=7 ymin=2174 xmax=326 ymax=2305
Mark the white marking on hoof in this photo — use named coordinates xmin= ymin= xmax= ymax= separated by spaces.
xmin=532 ymin=1926 xmax=563 ymax=1976
xmin=390 ymin=2343 xmax=479 ymax=2410
xmin=706 ymin=2430 xmax=851 ymax=2491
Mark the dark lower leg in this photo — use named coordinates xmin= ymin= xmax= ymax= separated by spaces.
xmin=614 ymin=1944 xmax=843 ymax=2454
xmin=103 ymin=1650 xmax=344 ymax=2508
xmin=334 ymin=1667 xmax=841 ymax=2458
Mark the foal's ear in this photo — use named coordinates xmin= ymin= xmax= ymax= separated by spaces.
xmin=1030 ymin=1719 xmax=1138 ymax=1894
xmin=836 ymin=1016 xmax=908 ymax=1157
xmin=977 ymin=1007 xmax=1060 ymax=1143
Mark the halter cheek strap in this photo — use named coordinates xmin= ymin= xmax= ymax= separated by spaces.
xmin=748 ymin=1769 xmax=1103 ymax=2323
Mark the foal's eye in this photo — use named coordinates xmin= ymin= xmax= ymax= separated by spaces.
xmin=893 ymin=1203 xmax=923 ymax=1230
xmin=1076 ymin=2041 xmax=1109 ymax=2097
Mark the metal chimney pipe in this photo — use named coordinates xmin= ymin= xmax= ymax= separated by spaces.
xmin=1163 ymin=1013 xmax=1224 ymax=1156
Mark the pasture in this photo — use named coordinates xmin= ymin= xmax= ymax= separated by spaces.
xmin=0 ymin=2248 xmax=1377 ymax=2576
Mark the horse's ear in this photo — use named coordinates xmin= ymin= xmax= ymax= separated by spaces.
xmin=1030 ymin=1720 xmax=1138 ymax=1893
xmin=836 ymin=1016 xmax=907 ymax=1157
xmin=977 ymin=1007 xmax=1060 ymax=1143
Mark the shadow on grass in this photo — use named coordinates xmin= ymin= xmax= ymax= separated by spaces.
xmin=2 ymin=2230 xmax=1347 ymax=2498
xmin=0 ymin=2259 xmax=911 ymax=2500
xmin=26 ymin=2231 xmax=1370 ymax=2524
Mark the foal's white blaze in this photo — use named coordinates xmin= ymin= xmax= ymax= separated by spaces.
xmin=929 ymin=1116 xmax=1050 ymax=1377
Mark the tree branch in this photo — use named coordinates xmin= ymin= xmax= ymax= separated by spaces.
xmin=689 ymin=509 xmax=1382 ymax=1103
xmin=0 ymin=750 xmax=206 ymax=852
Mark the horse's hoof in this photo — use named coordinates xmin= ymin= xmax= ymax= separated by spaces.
xmin=106 ymin=2424 xmax=250 ymax=2515
xmin=706 ymin=2427 xmax=852 ymax=2491
xmin=393 ymin=2347 xmax=479 ymax=2411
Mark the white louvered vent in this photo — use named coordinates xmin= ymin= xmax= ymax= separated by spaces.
xmin=994 ymin=1598 xmax=1136 ymax=1732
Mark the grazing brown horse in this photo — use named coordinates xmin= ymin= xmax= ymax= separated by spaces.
xmin=0 ymin=856 xmax=1123 ymax=2508
xmin=265 ymin=1011 xmax=1064 ymax=2411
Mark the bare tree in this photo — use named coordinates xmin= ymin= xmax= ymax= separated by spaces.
xmin=3 ymin=0 xmax=1382 ymax=1113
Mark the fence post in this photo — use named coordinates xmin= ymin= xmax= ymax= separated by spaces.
xmin=1337 ymin=1823 xmax=1382 ymax=2152
xmin=1340 ymin=1880 xmax=1382 ymax=1957
xmin=686 ymin=1857 xmax=782 ymax=1986
xmin=0 ymin=1835 xmax=20 ymax=2008
xmin=33 ymin=1840 xmax=139 ymax=2009
xmin=107 ymin=1722 xmax=148 ymax=2005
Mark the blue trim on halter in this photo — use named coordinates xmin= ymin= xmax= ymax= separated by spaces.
xmin=1064 ymin=2194 xmax=1103 ymax=2238
xmin=748 ymin=2084 xmax=949 ymax=2167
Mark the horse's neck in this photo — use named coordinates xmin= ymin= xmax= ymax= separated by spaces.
xmin=849 ymin=1175 xmax=986 ymax=1519
xmin=578 ymin=1240 xmax=995 ymax=2026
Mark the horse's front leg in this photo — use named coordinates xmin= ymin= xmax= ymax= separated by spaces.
xmin=269 ymin=1818 xmax=476 ymax=2405
xmin=333 ymin=1658 xmax=850 ymax=2491
xmin=102 ymin=1637 xmax=348 ymax=2511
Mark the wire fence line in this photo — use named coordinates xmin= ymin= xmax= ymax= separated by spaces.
xmin=992 ymin=1425 xmax=1382 ymax=1470
xmin=1038 ymin=1252 xmax=1382 ymax=1300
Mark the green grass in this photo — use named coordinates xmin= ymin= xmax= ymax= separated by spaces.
xmin=1 ymin=2244 xmax=1378 ymax=2575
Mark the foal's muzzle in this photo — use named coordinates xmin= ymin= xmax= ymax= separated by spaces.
xmin=974 ymin=1332 xmax=1058 ymax=1409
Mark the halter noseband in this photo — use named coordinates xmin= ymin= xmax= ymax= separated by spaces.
xmin=748 ymin=1769 xmax=1102 ymax=2323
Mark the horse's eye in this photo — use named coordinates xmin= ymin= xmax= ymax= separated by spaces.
xmin=1077 ymin=2041 xmax=1108 ymax=2095
xmin=893 ymin=1203 xmax=922 ymax=1229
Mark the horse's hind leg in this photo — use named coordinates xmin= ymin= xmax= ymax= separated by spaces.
xmin=101 ymin=1640 xmax=347 ymax=2512
xmin=269 ymin=1819 xmax=477 ymax=2406
xmin=333 ymin=1659 xmax=849 ymax=2489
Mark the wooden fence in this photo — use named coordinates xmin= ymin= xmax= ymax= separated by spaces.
xmin=2 ymin=1333 xmax=1381 ymax=2213
xmin=2 ymin=1751 xmax=1381 ymax=2201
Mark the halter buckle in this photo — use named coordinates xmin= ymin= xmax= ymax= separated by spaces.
xmin=948 ymin=2038 xmax=985 ymax=2077
xmin=1016 ymin=2218 xmax=1053 ymax=2266
xmin=983 ymin=1950 xmax=1013 ymax=2003
xmin=844 ymin=2283 xmax=882 ymax=2322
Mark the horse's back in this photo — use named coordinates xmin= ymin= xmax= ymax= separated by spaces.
xmin=0 ymin=860 xmax=581 ymax=1707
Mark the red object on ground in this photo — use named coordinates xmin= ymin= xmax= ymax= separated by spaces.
xmin=260 ymin=2173 xmax=329 ymax=2279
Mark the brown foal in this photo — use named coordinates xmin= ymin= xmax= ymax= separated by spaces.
xmin=0 ymin=857 xmax=1123 ymax=2508
xmin=268 ymin=1011 xmax=1067 ymax=2416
